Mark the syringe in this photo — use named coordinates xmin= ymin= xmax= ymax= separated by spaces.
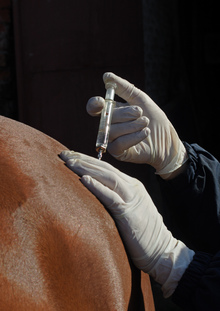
xmin=96 ymin=82 xmax=117 ymax=160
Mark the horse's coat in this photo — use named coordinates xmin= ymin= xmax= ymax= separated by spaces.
xmin=0 ymin=116 xmax=154 ymax=310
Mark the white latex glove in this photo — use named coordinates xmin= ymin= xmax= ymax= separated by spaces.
xmin=87 ymin=73 xmax=188 ymax=179
xmin=60 ymin=151 xmax=195 ymax=298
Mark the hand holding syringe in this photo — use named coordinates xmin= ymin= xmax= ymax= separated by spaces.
xmin=96 ymin=82 xmax=117 ymax=160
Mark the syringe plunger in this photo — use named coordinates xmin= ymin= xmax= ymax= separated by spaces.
xmin=105 ymin=83 xmax=116 ymax=100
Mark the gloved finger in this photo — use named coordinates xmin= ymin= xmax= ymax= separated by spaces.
xmin=86 ymin=96 xmax=105 ymax=116
xmin=103 ymin=72 xmax=148 ymax=106
xmin=59 ymin=150 xmax=75 ymax=162
xmin=67 ymin=159 xmax=132 ymax=200
xmin=86 ymin=94 xmax=142 ymax=120
xmin=111 ymin=106 xmax=143 ymax=123
xmin=61 ymin=152 xmax=133 ymax=196
xmin=81 ymin=175 xmax=124 ymax=214
xmin=61 ymin=151 xmax=119 ymax=174
xmin=109 ymin=116 xmax=149 ymax=142
xmin=86 ymin=96 xmax=133 ymax=117
xmin=108 ymin=128 xmax=150 ymax=159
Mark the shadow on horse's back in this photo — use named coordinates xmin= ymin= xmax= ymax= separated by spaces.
xmin=0 ymin=116 xmax=155 ymax=311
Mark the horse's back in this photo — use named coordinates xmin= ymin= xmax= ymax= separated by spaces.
xmin=0 ymin=116 xmax=154 ymax=310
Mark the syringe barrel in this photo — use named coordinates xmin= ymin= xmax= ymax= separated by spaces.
xmin=96 ymin=82 xmax=117 ymax=154
xmin=96 ymin=99 xmax=115 ymax=153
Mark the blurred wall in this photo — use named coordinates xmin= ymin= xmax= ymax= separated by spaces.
xmin=12 ymin=0 xmax=145 ymax=158
xmin=0 ymin=0 xmax=17 ymax=119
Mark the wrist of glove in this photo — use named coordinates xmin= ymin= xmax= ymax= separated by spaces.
xmin=87 ymin=73 xmax=188 ymax=178
xmin=148 ymin=122 xmax=189 ymax=179
xmin=60 ymin=151 xmax=194 ymax=297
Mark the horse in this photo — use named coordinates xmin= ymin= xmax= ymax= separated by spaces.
xmin=0 ymin=115 xmax=155 ymax=311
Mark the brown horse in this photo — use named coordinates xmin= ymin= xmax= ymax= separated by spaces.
xmin=0 ymin=116 xmax=155 ymax=311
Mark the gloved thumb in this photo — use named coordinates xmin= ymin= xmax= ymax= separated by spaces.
xmin=86 ymin=96 xmax=105 ymax=116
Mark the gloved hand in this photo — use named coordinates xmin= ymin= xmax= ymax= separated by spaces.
xmin=87 ymin=73 xmax=188 ymax=179
xmin=60 ymin=151 xmax=195 ymax=297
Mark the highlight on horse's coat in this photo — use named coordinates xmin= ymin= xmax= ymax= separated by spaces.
xmin=0 ymin=116 xmax=154 ymax=310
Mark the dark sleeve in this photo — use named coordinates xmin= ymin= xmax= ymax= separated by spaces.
xmin=172 ymin=251 xmax=220 ymax=311
xmin=158 ymin=142 xmax=220 ymax=253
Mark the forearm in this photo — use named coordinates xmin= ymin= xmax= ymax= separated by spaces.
xmin=148 ymin=239 xmax=194 ymax=298
xmin=158 ymin=142 xmax=220 ymax=252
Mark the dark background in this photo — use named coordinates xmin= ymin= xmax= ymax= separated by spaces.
xmin=1 ymin=1 xmax=219 ymax=310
